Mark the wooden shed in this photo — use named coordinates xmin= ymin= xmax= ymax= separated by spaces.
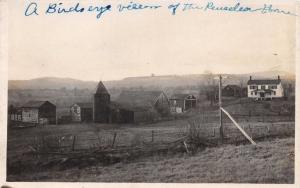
xmin=169 ymin=94 xmax=197 ymax=113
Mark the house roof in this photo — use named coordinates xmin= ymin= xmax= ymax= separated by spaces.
xmin=95 ymin=81 xmax=109 ymax=94
xmin=116 ymin=90 xmax=164 ymax=109
xmin=22 ymin=100 xmax=54 ymax=108
xmin=247 ymin=79 xmax=281 ymax=85
xmin=8 ymin=105 xmax=22 ymax=113
xmin=75 ymin=102 xmax=93 ymax=108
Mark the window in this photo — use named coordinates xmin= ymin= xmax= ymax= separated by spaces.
xmin=250 ymin=85 xmax=257 ymax=90
xmin=251 ymin=92 xmax=253 ymax=95
xmin=261 ymin=85 xmax=266 ymax=90
xmin=270 ymin=85 xmax=277 ymax=89
xmin=255 ymin=92 xmax=257 ymax=95
xmin=273 ymin=91 xmax=276 ymax=95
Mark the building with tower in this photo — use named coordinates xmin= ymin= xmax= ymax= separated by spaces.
xmin=93 ymin=81 xmax=111 ymax=123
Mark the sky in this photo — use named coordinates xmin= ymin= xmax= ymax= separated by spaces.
xmin=8 ymin=0 xmax=296 ymax=81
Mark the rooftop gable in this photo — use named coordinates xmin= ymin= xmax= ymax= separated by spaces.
xmin=95 ymin=81 xmax=109 ymax=94
xmin=22 ymin=100 xmax=55 ymax=108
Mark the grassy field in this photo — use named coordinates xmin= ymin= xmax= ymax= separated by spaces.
xmin=6 ymin=100 xmax=295 ymax=183
xmin=8 ymin=137 xmax=294 ymax=183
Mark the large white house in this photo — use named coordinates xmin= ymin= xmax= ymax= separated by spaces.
xmin=247 ymin=76 xmax=283 ymax=100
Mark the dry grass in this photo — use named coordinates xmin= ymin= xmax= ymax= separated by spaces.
xmin=6 ymin=105 xmax=295 ymax=183
xmin=8 ymin=137 xmax=294 ymax=183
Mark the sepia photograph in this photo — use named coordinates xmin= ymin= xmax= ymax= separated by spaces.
xmin=1 ymin=0 xmax=298 ymax=186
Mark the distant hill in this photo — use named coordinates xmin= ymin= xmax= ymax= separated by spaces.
xmin=8 ymin=77 xmax=97 ymax=90
xmin=8 ymin=71 xmax=295 ymax=90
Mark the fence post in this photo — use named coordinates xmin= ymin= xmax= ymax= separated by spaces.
xmin=112 ymin=132 xmax=117 ymax=147
xmin=72 ymin=135 xmax=76 ymax=151
xmin=219 ymin=75 xmax=224 ymax=143
xmin=152 ymin=130 xmax=154 ymax=143
xmin=248 ymin=124 xmax=253 ymax=139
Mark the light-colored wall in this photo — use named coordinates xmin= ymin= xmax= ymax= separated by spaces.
xmin=70 ymin=104 xmax=81 ymax=122
xmin=22 ymin=108 xmax=39 ymax=123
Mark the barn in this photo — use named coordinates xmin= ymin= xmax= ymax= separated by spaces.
xmin=21 ymin=100 xmax=56 ymax=125
xmin=70 ymin=102 xmax=93 ymax=122
xmin=115 ymin=90 xmax=170 ymax=123
xmin=222 ymin=85 xmax=242 ymax=97
xmin=169 ymin=94 xmax=197 ymax=113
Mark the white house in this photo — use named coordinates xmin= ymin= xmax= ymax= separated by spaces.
xmin=247 ymin=76 xmax=283 ymax=100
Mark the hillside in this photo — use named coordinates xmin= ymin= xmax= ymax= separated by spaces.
xmin=8 ymin=70 xmax=295 ymax=90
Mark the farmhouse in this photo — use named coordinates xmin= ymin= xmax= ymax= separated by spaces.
xmin=115 ymin=90 xmax=170 ymax=123
xmin=169 ymin=94 xmax=197 ymax=113
xmin=70 ymin=102 xmax=93 ymax=122
xmin=21 ymin=100 xmax=56 ymax=125
xmin=247 ymin=75 xmax=284 ymax=100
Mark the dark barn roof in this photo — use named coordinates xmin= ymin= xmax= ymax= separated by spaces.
xmin=22 ymin=100 xmax=55 ymax=108
xmin=74 ymin=102 xmax=93 ymax=108
xmin=95 ymin=81 xmax=109 ymax=94
xmin=116 ymin=90 xmax=164 ymax=109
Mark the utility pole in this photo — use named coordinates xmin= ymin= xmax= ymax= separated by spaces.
xmin=219 ymin=75 xmax=223 ymax=142
xmin=55 ymin=100 xmax=58 ymax=125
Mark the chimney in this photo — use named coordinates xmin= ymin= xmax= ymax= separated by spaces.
xmin=250 ymin=76 xmax=252 ymax=80
xmin=278 ymin=75 xmax=280 ymax=80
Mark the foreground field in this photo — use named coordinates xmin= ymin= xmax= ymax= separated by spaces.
xmin=7 ymin=104 xmax=295 ymax=183
xmin=8 ymin=137 xmax=294 ymax=183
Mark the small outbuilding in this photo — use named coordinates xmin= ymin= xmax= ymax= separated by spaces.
xmin=169 ymin=94 xmax=197 ymax=113
xmin=70 ymin=102 xmax=93 ymax=122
